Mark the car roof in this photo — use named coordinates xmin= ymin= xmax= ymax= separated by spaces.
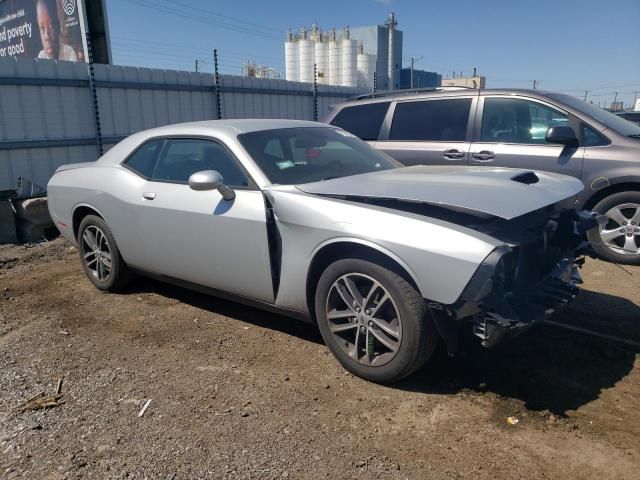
xmin=335 ymin=88 xmax=562 ymax=107
xmin=136 ymin=119 xmax=324 ymax=137
xmin=97 ymin=119 xmax=330 ymax=167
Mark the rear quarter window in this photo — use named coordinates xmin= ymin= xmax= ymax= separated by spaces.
xmin=329 ymin=102 xmax=390 ymax=141
xmin=123 ymin=139 xmax=162 ymax=178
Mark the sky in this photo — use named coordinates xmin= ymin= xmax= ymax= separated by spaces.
xmin=106 ymin=0 xmax=640 ymax=107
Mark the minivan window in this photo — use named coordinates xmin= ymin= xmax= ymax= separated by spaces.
xmin=123 ymin=139 xmax=162 ymax=178
xmin=389 ymin=98 xmax=471 ymax=142
xmin=549 ymin=93 xmax=640 ymax=137
xmin=151 ymin=139 xmax=249 ymax=186
xmin=581 ymin=123 xmax=610 ymax=147
xmin=329 ymin=102 xmax=390 ymax=141
xmin=481 ymin=98 xmax=567 ymax=144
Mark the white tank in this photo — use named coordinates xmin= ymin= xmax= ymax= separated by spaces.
xmin=314 ymin=41 xmax=328 ymax=84
xmin=357 ymin=53 xmax=376 ymax=90
xmin=341 ymin=38 xmax=357 ymax=87
xmin=328 ymin=40 xmax=341 ymax=86
xmin=285 ymin=41 xmax=299 ymax=82
xmin=298 ymin=39 xmax=315 ymax=83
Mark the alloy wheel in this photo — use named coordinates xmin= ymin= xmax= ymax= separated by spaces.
xmin=325 ymin=273 xmax=402 ymax=367
xmin=598 ymin=203 xmax=640 ymax=256
xmin=81 ymin=226 xmax=113 ymax=282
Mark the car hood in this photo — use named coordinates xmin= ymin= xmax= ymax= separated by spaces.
xmin=296 ymin=166 xmax=584 ymax=220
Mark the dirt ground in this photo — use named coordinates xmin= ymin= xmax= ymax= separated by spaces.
xmin=1 ymin=238 xmax=639 ymax=480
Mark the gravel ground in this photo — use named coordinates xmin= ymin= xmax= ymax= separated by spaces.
xmin=1 ymin=238 xmax=639 ymax=480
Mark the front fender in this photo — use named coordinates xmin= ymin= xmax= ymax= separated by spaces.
xmin=308 ymin=236 xmax=425 ymax=294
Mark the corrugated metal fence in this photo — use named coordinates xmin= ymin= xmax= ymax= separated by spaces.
xmin=0 ymin=57 xmax=364 ymax=191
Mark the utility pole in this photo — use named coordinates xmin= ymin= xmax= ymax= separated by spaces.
xmin=532 ymin=79 xmax=537 ymax=89
xmin=409 ymin=56 xmax=423 ymax=88
xmin=195 ymin=59 xmax=199 ymax=73
xmin=583 ymin=90 xmax=589 ymax=101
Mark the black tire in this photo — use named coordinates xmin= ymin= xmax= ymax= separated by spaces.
xmin=587 ymin=191 xmax=640 ymax=266
xmin=77 ymin=215 xmax=132 ymax=291
xmin=315 ymin=257 xmax=438 ymax=384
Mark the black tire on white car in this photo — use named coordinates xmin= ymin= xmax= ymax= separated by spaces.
xmin=77 ymin=215 xmax=132 ymax=291
xmin=315 ymin=257 xmax=438 ymax=383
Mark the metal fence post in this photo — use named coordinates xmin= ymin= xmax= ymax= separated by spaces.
xmin=85 ymin=32 xmax=103 ymax=156
xmin=312 ymin=63 xmax=318 ymax=121
xmin=214 ymin=49 xmax=222 ymax=120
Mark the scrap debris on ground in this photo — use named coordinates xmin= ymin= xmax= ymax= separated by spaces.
xmin=1 ymin=238 xmax=639 ymax=479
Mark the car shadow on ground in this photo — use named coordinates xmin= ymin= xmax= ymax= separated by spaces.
xmin=126 ymin=277 xmax=324 ymax=345
xmin=125 ymin=280 xmax=639 ymax=416
xmin=400 ymin=289 xmax=640 ymax=415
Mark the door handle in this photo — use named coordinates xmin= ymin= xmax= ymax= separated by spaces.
xmin=443 ymin=149 xmax=465 ymax=160
xmin=142 ymin=192 xmax=156 ymax=200
xmin=472 ymin=150 xmax=495 ymax=162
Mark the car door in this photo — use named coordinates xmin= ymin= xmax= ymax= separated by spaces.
xmin=376 ymin=96 xmax=475 ymax=166
xmin=469 ymin=95 xmax=584 ymax=178
xmin=131 ymin=137 xmax=275 ymax=303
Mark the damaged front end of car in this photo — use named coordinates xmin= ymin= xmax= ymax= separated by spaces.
xmin=437 ymin=209 xmax=607 ymax=351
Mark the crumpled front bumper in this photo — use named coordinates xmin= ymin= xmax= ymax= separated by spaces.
xmin=431 ymin=210 xmax=605 ymax=352
xmin=443 ymin=244 xmax=584 ymax=349
xmin=469 ymin=256 xmax=581 ymax=347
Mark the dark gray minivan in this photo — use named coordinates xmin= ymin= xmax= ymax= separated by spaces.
xmin=324 ymin=88 xmax=640 ymax=265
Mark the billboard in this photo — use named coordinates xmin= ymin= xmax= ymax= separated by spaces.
xmin=0 ymin=0 xmax=88 ymax=62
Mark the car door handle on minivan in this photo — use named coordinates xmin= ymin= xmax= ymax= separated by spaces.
xmin=142 ymin=192 xmax=156 ymax=200
xmin=471 ymin=151 xmax=495 ymax=162
xmin=443 ymin=149 xmax=465 ymax=160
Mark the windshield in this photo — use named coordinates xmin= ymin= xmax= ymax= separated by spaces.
xmin=238 ymin=127 xmax=400 ymax=185
xmin=549 ymin=94 xmax=640 ymax=137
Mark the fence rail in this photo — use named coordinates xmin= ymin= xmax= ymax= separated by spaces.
xmin=0 ymin=57 xmax=365 ymax=191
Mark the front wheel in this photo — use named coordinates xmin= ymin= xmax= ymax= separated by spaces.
xmin=315 ymin=257 xmax=438 ymax=383
xmin=588 ymin=191 xmax=640 ymax=265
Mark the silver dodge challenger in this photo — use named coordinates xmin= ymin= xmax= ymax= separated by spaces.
xmin=47 ymin=119 xmax=603 ymax=383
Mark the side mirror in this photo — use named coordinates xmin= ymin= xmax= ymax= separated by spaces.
xmin=188 ymin=170 xmax=236 ymax=201
xmin=545 ymin=126 xmax=578 ymax=147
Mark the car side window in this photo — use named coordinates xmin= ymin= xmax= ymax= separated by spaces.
xmin=389 ymin=98 xmax=471 ymax=141
xmin=481 ymin=98 xmax=568 ymax=144
xmin=329 ymin=102 xmax=390 ymax=141
xmin=151 ymin=139 xmax=249 ymax=187
xmin=123 ymin=139 xmax=162 ymax=178
xmin=581 ymin=123 xmax=610 ymax=147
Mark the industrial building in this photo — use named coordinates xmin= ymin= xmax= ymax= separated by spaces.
xmin=349 ymin=13 xmax=402 ymax=90
xmin=285 ymin=13 xmax=402 ymax=91
xmin=441 ymin=75 xmax=486 ymax=89
xmin=399 ymin=69 xmax=441 ymax=89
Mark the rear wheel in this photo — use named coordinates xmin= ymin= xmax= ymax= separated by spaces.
xmin=77 ymin=215 xmax=132 ymax=291
xmin=315 ymin=257 xmax=438 ymax=383
xmin=588 ymin=191 xmax=640 ymax=265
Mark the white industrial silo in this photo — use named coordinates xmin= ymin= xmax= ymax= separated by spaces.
xmin=314 ymin=40 xmax=328 ymax=84
xmin=328 ymin=31 xmax=341 ymax=86
xmin=357 ymin=53 xmax=376 ymax=90
xmin=285 ymin=31 xmax=299 ymax=82
xmin=341 ymin=37 xmax=357 ymax=87
xmin=298 ymin=38 xmax=315 ymax=83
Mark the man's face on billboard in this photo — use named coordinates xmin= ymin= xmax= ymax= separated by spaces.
xmin=37 ymin=1 xmax=58 ymax=58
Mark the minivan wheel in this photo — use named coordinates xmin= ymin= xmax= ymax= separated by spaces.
xmin=588 ymin=191 xmax=640 ymax=265
xmin=77 ymin=215 xmax=132 ymax=291
xmin=315 ymin=257 xmax=438 ymax=383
